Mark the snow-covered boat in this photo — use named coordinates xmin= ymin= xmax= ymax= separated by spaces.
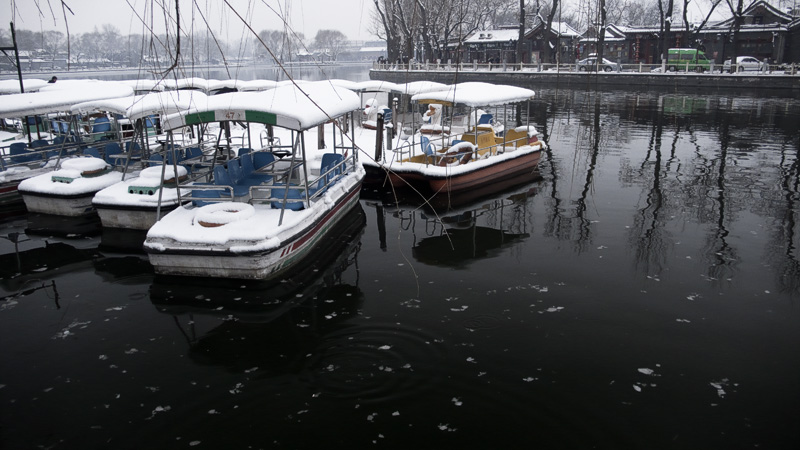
xmin=362 ymin=82 xmax=547 ymax=196
xmin=1 ymin=81 xmax=134 ymax=210
xmin=143 ymin=81 xmax=364 ymax=280
xmin=71 ymin=90 xmax=209 ymax=229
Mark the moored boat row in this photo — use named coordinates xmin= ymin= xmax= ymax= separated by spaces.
xmin=0 ymin=77 xmax=548 ymax=281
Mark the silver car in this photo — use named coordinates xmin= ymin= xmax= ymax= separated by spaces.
xmin=577 ymin=57 xmax=619 ymax=72
xmin=723 ymin=56 xmax=766 ymax=72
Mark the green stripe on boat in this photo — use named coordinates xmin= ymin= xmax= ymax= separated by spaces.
xmin=245 ymin=110 xmax=277 ymax=125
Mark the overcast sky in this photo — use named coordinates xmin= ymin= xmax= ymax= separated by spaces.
xmin=5 ymin=0 xmax=379 ymax=41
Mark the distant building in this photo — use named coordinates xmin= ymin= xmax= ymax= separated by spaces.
xmin=463 ymin=28 xmax=520 ymax=64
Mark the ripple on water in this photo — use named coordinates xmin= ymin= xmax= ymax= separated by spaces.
xmin=293 ymin=322 xmax=448 ymax=403
xmin=461 ymin=314 xmax=503 ymax=330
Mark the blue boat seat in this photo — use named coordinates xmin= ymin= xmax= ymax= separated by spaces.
xmin=238 ymin=147 xmax=252 ymax=157
xmin=252 ymin=151 xmax=276 ymax=170
xmin=212 ymin=165 xmax=250 ymax=197
xmin=9 ymin=142 xmax=38 ymax=163
xmin=83 ymin=147 xmax=102 ymax=159
xmin=190 ymin=183 xmax=223 ymax=207
xmin=239 ymin=153 xmax=273 ymax=184
xmin=270 ymin=184 xmax=304 ymax=211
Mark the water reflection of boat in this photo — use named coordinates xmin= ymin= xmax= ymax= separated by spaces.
xmin=369 ymin=179 xmax=539 ymax=268
xmin=149 ymin=205 xmax=365 ymax=372
xmin=24 ymin=212 xmax=102 ymax=238
xmin=149 ymin=204 xmax=366 ymax=320
xmin=0 ymin=238 xmax=101 ymax=292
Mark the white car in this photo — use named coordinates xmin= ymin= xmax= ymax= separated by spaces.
xmin=723 ymin=56 xmax=766 ymax=72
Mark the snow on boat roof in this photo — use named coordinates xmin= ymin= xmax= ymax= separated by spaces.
xmin=0 ymin=79 xmax=48 ymax=94
xmin=328 ymin=79 xmax=361 ymax=91
xmin=411 ymin=82 xmax=535 ymax=107
xmin=174 ymin=77 xmax=209 ymax=91
xmin=208 ymin=79 xmax=244 ymax=91
xmin=393 ymin=81 xmax=448 ymax=95
xmin=70 ymin=90 xmax=209 ymax=121
xmin=239 ymin=80 xmax=278 ymax=92
xmin=119 ymin=79 xmax=165 ymax=92
xmin=0 ymin=81 xmax=135 ymax=118
xmin=161 ymin=81 xmax=360 ymax=131
xmin=352 ymin=80 xmax=398 ymax=92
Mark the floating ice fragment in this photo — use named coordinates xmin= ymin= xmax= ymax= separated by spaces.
xmin=676 ymin=319 xmax=691 ymax=323
xmin=392 ymin=411 xmax=400 ymax=416
xmin=244 ymin=367 xmax=258 ymax=373
xmin=98 ymin=355 xmax=108 ymax=360
xmin=523 ymin=377 xmax=536 ymax=382
xmin=105 ymin=306 xmax=124 ymax=311
xmin=189 ymin=441 xmax=201 ymax=447
xmin=379 ymin=345 xmax=391 ymax=350
xmin=633 ymin=385 xmax=642 ymax=392
xmin=208 ymin=409 xmax=219 ymax=414
xmin=125 ymin=348 xmax=139 ymax=355
xmin=466 ymin=357 xmax=476 ymax=363
xmin=451 ymin=397 xmax=462 ymax=406
xmin=545 ymin=306 xmax=564 ymax=313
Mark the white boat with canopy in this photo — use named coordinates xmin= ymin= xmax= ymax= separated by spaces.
xmin=362 ymin=82 xmax=547 ymax=195
xmin=70 ymin=90 xmax=209 ymax=228
xmin=143 ymin=81 xmax=364 ymax=280
xmin=1 ymin=81 xmax=134 ymax=210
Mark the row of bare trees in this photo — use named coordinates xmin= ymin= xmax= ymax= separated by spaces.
xmin=371 ymin=0 xmax=763 ymax=65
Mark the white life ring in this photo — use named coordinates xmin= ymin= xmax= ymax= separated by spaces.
xmin=194 ymin=202 xmax=255 ymax=227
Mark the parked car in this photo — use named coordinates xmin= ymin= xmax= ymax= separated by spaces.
xmin=577 ymin=57 xmax=619 ymax=72
xmin=723 ymin=56 xmax=766 ymax=72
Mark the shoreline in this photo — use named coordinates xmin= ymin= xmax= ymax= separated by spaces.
xmin=370 ymin=68 xmax=800 ymax=96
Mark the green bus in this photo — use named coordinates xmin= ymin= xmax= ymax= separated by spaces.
xmin=666 ymin=48 xmax=712 ymax=73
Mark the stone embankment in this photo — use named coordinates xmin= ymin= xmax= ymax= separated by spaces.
xmin=371 ymin=67 xmax=800 ymax=94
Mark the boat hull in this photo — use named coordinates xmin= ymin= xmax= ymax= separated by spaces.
xmin=374 ymin=146 xmax=543 ymax=194
xmin=146 ymin=181 xmax=362 ymax=280
xmin=19 ymin=191 xmax=98 ymax=217
xmin=94 ymin=202 xmax=180 ymax=230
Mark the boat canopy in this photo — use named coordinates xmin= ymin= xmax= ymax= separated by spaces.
xmin=119 ymin=79 xmax=165 ymax=93
xmin=393 ymin=81 xmax=448 ymax=96
xmin=161 ymin=81 xmax=360 ymax=132
xmin=0 ymin=81 xmax=134 ymax=118
xmin=238 ymin=80 xmax=278 ymax=92
xmin=352 ymin=80 xmax=398 ymax=93
xmin=70 ymin=90 xmax=209 ymax=121
xmin=411 ymin=82 xmax=535 ymax=107
xmin=0 ymin=79 xmax=48 ymax=95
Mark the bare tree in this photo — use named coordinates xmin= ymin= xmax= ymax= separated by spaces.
xmin=313 ymin=29 xmax=348 ymax=61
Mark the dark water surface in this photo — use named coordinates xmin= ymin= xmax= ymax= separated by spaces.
xmin=1 ymin=81 xmax=799 ymax=449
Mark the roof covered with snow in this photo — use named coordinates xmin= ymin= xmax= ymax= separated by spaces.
xmin=411 ymin=82 xmax=535 ymax=107
xmin=465 ymin=29 xmax=521 ymax=43
xmin=0 ymin=81 xmax=134 ymax=118
xmin=161 ymin=81 xmax=360 ymax=131
xmin=0 ymin=79 xmax=48 ymax=95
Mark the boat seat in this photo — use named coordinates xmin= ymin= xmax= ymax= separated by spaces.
xmin=240 ymin=153 xmax=273 ymax=184
xmin=238 ymin=147 xmax=252 ymax=157
xmin=83 ymin=147 xmax=102 ymax=159
xmin=252 ymin=151 xmax=276 ymax=170
xmin=104 ymin=142 xmax=125 ymax=165
xmin=316 ymin=153 xmax=344 ymax=193
xmin=270 ymin=184 xmax=305 ymax=211
xmin=190 ymin=183 xmax=223 ymax=207
xmin=212 ymin=165 xmax=250 ymax=197
xmin=9 ymin=142 xmax=39 ymax=163
xmin=227 ymin=158 xmax=263 ymax=188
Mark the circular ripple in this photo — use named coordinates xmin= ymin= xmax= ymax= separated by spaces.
xmin=462 ymin=314 xmax=503 ymax=330
xmin=293 ymin=323 xmax=448 ymax=403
